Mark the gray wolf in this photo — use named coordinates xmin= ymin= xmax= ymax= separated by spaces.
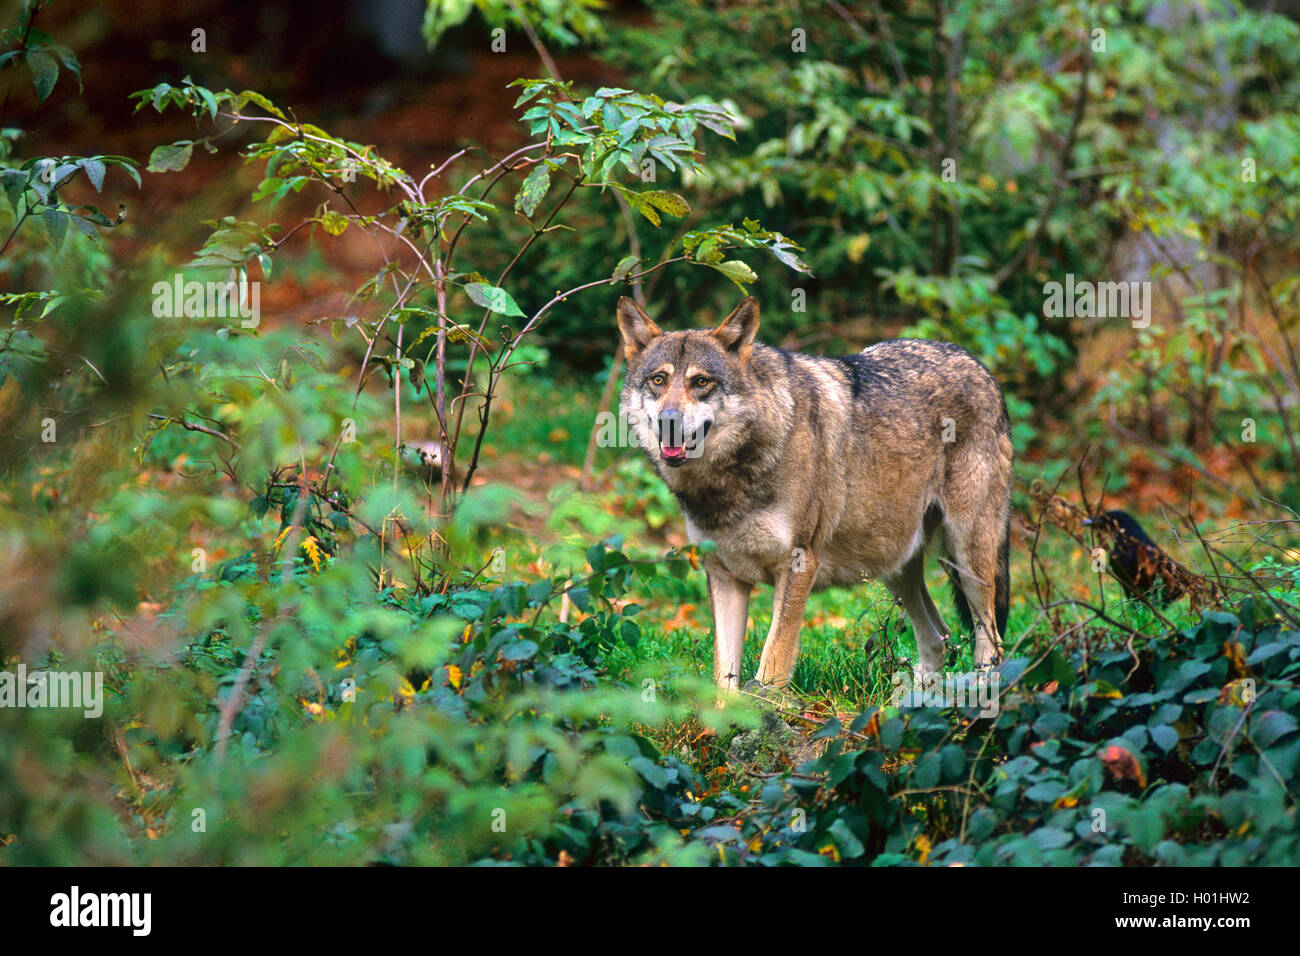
xmin=617 ymin=296 xmax=1013 ymax=690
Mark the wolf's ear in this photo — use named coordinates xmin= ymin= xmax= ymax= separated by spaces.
xmin=712 ymin=297 xmax=759 ymax=357
xmin=617 ymin=297 xmax=662 ymax=362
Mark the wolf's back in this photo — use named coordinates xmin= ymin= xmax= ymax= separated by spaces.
xmin=842 ymin=339 xmax=1009 ymax=429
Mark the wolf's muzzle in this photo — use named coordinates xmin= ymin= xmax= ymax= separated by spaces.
xmin=656 ymin=411 xmax=710 ymax=467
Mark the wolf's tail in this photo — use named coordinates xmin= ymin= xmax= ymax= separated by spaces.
xmin=994 ymin=517 xmax=1010 ymax=637
xmin=944 ymin=516 xmax=1010 ymax=637
xmin=944 ymin=556 xmax=974 ymax=634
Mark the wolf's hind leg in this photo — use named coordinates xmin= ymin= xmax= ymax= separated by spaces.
xmin=943 ymin=507 xmax=1006 ymax=669
xmin=885 ymin=552 xmax=948 ymax=685
xmin=707 ymin=565 xmax=753 ymax=690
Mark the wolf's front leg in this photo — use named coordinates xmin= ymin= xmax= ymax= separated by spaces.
xmin=754 ymin=551 xmax=820 ymax=689
xmin=707 ymin=565 xmax=753 ymax=690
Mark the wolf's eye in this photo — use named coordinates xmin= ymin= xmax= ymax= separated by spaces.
xmin=648 ymin=373 xmax=667 ymax=387
xmin=691 ymin=376 xmax=711 ymax=389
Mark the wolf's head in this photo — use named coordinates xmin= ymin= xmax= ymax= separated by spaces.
xmin=617 ymin=296 xmax=760 ymax=470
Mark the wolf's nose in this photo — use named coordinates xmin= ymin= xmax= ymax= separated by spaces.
xmin=657 ymin=409 xmax=685 ymax=447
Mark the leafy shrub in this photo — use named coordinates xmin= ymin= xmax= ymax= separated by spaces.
xmin=660 ymin=599 xmax=1300 ymax=866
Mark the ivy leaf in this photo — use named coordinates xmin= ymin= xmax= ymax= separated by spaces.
xmin=627 ymin=756 xmax=669 ymax=789
xmin=827 ymin=819 xmax=865 ymax=858
xmin=1252 ymin=710 xmax=1300 ymax=749
xmin=1027 ymin=826 xmax=1071 ymax=850
xmin=148 ymin=142 xmax=194 ymax=173
xmin=501 ymin=639 xmax=538 ymax=662
xmin=1149 ymin=724 xmax=1179 ymax=753
xmin=514 ymin=163 xmax=551 ymax=218
xmin=465 ymin=282 xmax=524 ymax=317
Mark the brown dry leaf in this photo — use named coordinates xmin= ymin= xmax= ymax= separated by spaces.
xmin=1100 ymin=743 xmax=1146 ymax=788
xmin=1222 ymin=641 xmax=1250 ymax=679
xmin=1219 ymin=679 xmax=1253 ymax=707
xmin=860 ymin=711 xmax=882 ymax=742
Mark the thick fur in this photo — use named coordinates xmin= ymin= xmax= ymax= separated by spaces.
xmin=618 ymin=296 xmax=1014 ymax=690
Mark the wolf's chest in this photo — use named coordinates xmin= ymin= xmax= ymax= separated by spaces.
xmin=685 ymin=508 xmax=797 ymax=585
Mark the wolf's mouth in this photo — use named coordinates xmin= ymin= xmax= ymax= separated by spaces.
xmin=660 ymin=445 xmax=688 ymax=466
xmin=658 ymin=421 xmax=710 ymax=467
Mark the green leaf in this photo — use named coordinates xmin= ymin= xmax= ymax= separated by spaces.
xmin=79 ymin=158 xmax=106 ymax=192
xmin=0 ymin=169 xmax=26 ymax=212
xmin=612 ymin=255 xmax=639 ymax=281
xmin=319 ymin=210 xmax=349 ymax=235
xmin=148 ymin=142 xmax=194 ymax=173
xmin=27 ymin=50 xmax=58 ymax=103
xmin=102 ymin=156 xmax=142 ymax=189
xmin=236 ymin=90 xmax=286 ymax=119
xmin=514 ymin=163 xmax=551 ymax=218
xmin=623 ymin=190 xmax=660 ymax=227
xmin=1252 ymin=710 xmax=1299 ymax=749
xmin=827 ymin=819 xmax=865 ymax=858
xmin=423 ymin=0 xmax=477 ymax=48
xmin=464 ymin=282 xmax=524 ymax=317
xmin=51 ymin=45 xmax=81 ymax=80
xmin=710 ymin=259 xmax=758 ymax=288
xmin=43 ymin=206 xmax=68 ymax=251
xmin=1149 ymin=724 xmax=1179 ymax=753
xmin=1024 ymin=780 xmax=1065 ymax=802
xmin=567 ymin=586 xmax=591 ymax=612
xmin=196 ymin=86 xmax=220 ymax=120
xmin=639 ymin=190 xmax=691 ymax=217
xmin=1028 ymin=826 xmax=1071 ymax=850
xmin=69 ymin=214 xmax=100 ymax=244
xmin=501 ymin=639 xmax=538 ymax=662
xmin=628 ymin=755 xmax=669 ymax=789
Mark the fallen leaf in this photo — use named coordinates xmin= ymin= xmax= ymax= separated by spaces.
xmin=1100 ymin=743 xmax=1146 ymax=788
